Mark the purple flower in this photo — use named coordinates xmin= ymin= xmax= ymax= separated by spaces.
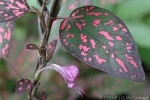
xmin=62 ymin=65 xmax=79 ymax=82
xmin=61 ymin=65 xmax=84 ymax=95
xmin=37 ymin=64 xmax=85 ymax=95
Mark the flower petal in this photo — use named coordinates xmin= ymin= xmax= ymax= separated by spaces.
xmin=37 ymin=64 xmax=84 ymax=95
xmin=63 ymin=65 xmax=79 ymax=81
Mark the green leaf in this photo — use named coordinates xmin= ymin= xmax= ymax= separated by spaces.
xmin=26 ymin=0 xmax=40 ymax=9
xmin=127 ymin=22 xmax=150 ymax=49
xmin=116 ymin=0 xmax=150 ymax=19
xmin=138 ymin=46 xmax=150 ymax=68
xmin=59 ymin=6 xmax=145 ymax=81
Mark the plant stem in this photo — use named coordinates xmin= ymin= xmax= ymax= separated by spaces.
xmin=28 ymin=0 xmax=62 ymax=99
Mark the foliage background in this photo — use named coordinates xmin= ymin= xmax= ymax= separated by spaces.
xmin=0 ymin=0 xmax=150 ymax=99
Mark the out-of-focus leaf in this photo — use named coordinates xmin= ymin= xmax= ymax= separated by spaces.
xmin=0 ymin=21 xmax=14 ymax=58
xmin=26 ymin=0 xmax=40 ymax=9
xmin=36 ymin=91 xmax=48 ymax=100
xmin=26 ymin=43 xmax=39 ymax=50
xmin=0 ymin=0 xmax=29 ymax=22
xmin=85 ymin=74 xmax=149 ymax=97
xmin=127 ymin=22 xmax=150 ymax=49
xmin=93 ymin=0 xmax=118 ymax=7
xmin=138 ymin=46 xmax=150 ymax=68
xmin=93 ymin=0 xmax=100 ymax=7
xmin=15 ymin=79 xmax=32 ymax=95
xmin=117 ymin=0 xmax=150 ymax=19
xmin=59 ymin=6 xmax=145 ymax=81
xmin=7 ymin=40 xmax=38 ymax=78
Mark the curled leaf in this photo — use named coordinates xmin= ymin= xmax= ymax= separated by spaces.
xmin=26 ymin=43 xmax=39 ymax=50
xmin=15 ymin=79 xmax=32 ymax=95
xmin=0 ymin=0 xmax=29 ymax=22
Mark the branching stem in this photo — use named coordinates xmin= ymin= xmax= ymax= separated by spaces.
xmin=28 ymin=0 xmax=62 ymax=99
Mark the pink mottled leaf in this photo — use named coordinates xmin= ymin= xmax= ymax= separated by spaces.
xmin=59 ymin=6 xmax=145 ymax=81
xmin=26 ymin=43 xmax=39 ymax=50
xmin=46 ymin=39 xmax=58 ymax=62
xmin=36 ymin=91 xmax=48 ymax=100
xmin=0 ymin=0 xmax=29 ymax=22
xmin=0 ymin=21 xmax=14 ymax=58
xmin=15 ymin=79 xmax=32 ymax=95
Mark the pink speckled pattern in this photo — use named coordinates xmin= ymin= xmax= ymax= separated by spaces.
xmin=15 ymin=79 xmax=32 ymax=95
xmin=59 ymin=6 xmax=145 ymax=81
xmin=0 ymin=21 xmax=14 ymax=57
xmin=0 ymin=0 xmax=29 ymax=22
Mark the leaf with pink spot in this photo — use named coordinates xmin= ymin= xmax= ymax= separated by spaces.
xmin=59 ymin=6 xmax=145 ymax=81
xmin=0 ymin=21 xmax=14 ymax=58
xmin=0 ymin=0 xmax=29 ymax=22
xmin=36 ymin=91 xmax=48 ymax=100
xmin=15 ymin=79 xmax=32 ymax=95
xmin=26 ymin=43 xmax=39 ymax=50
xmin=46 ymin=39 xmax=58 ymax=62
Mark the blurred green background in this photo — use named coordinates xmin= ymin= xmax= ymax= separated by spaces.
xmin=0 ymin=0 xmax=150 ymax=99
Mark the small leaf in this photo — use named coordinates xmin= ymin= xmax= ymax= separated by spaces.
xmin=46 ymin=39 xmax=57 ymax=62
xmin=0 ymin=0 xmax=29 ymax=22
xmin=26 ymin=43 xmax=39 ymax=50
xmin=0 ymin=21 xmax=14 ymax=58
xmin=36 ymin=91 xmax=48 ymax=100
xmin=15 ymin=79 xmax=32 ymax=95
xmin=59 ymin=6 xmax=145 ymax=81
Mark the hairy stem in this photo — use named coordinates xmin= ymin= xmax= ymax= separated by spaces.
xmin=28 ymin=0 xmax=62 ymax=99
